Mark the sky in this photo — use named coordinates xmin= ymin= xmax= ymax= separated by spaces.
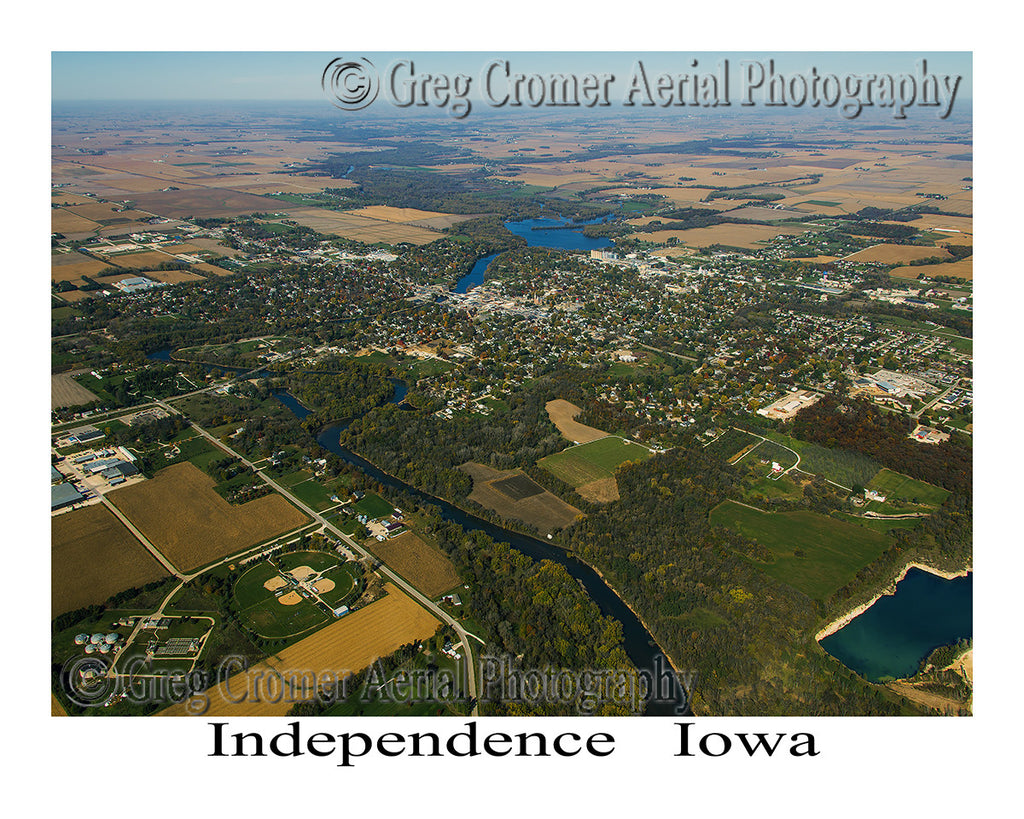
xmin=52 ymin=51 xmax=972 ymax=104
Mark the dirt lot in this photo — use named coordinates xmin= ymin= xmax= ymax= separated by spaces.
xmin=370 ymin=531 xmax=461 ymax=597
xmin=52 ymin=504 xmax=169 ymax=617
xmin=158 ymin=583 xmax=440 ymax=716
xmin=460 ymin=462 xmax=582 ymax=535
xmin=107 ymin=462 xmax=309 ymax=571
xmin=545 ymin=399 xmax=607 ymax=444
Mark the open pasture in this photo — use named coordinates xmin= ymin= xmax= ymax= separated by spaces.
xmin=709 ymin=500 xmax=891 ymax=600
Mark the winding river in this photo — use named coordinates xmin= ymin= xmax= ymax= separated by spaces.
xmin=149 ymin=345 xmax=686 ymax=713
xmin=274 ymin=388 xmax=687 ymax=715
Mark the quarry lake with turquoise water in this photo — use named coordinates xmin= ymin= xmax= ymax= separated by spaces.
xmin=819 ymin=567 xmax=972 ymax=681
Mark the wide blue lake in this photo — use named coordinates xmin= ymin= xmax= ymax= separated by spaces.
xmin=819 ymin=567 xmax=972 ymax=681
xmin=455 ymin=217 xmax=613 ymax=293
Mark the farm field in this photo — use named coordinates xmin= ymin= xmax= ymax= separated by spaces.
xmin=128 ymin=188 xmax=282 ymax=219
xmin=709 ymin=500 xmax=891 ymax=599
xmin=51 ymin=371 xmax=99 ymax=409
xmin=52 ymin=504 xmax=169 ymax=617
xmin=345 ymin=205 xmax=479 ymax=230
xmin=158 ymin=583 xmax=440 ymax=716
xmin=646 ymin=222 xmax=810 ymax=249
xmin=890 ymin=258 xmax=973 ymax=280
xmin=538 ymin=436 xmax=653 ymax=488
xmin=461 ymin=462 xmax=582 ymax=535
xmin=276 ymin=208 xmax=440 ymax=245
xmin=369 ymin=531 xmax=461 ymax=597
xmin=50 ymin=251 xmax=114 ymax=285
xmin=545 ymin=399 xmax=607 ymax=444
xmin=107 ymin=462 xmax=309 ymax=571
xmin=843 ymin=244 xmax=953 ymax=264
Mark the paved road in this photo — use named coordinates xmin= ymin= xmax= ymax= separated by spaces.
xmin=152 ymin=398 xmax=480 ymax=710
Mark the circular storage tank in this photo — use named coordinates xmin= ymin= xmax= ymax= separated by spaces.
xmin=90 ymin=633 xmax=104 ymax=645
xmin=99 ymin=644 xmax=111 ymax=654
xmin=74 ymin=634 xmax=89 ymax=646
xmin=84 ymin=645 xmax=96 ymax=654
xmin=105 ymin=633 xmax=119 ymax=644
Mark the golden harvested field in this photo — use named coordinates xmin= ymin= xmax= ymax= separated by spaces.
xmin=890 ymin=258 xmax=973 ymax=280
xmin=51 ymin=209 xmax=100 ymax=235
xmin=901 ymin=213 xmax=973 ymax=237
xmin=64 ymin=202 xmax=153 ymax=223
xmin=50 ymin=253 xmax=113 ymax=284
xmin=52 ymin=504 xmax=169 ymax=618
xmin=346 ymin=205 xmax=479 ymax=230
xmin=545 ymin=399 xmax=607 ymax=444
xmin=280 ymin=208 xmax=440 ymax=245
xmin=158 ymin=584 xmax=440 ymax=716
xmin=370 ymin=531 xmax=461 ymax=597
xmin=843 ymin=244 xmax=953 ymax=264
xmin=56 ymin=289 xmax=97 ymax=302
xmin=51 ymin=192 xmax=97 ymax=206
xmin=649 ymin=222 xmax=810 ymax=249
xmin=189 ymin=262 xmax=234 ymax=277
xmin=51 ymin=694 xmax=68 ymax=716
xmin=108 ymin=462 xmax=309 ymax=572
xmin=143 ymin=268 xmax=207 ymax=284
xmin=165 ymin=237 xmax=243 ymax=257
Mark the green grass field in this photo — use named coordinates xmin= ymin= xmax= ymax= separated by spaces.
xmin=538 ymin=436 xmax=653 ymax=487
xmin=288 ymin=479 xmax=335 ymax=511
xmin=276 ymin=551 xmax=341 ymax=574
xmin=710 ymin=500 xmax=891 ymax=599
xmin=233 ymin=551 xmax=349 ymax=639
xmin=241 ymin=597 xmax=328 ymax=639
xmin=315 ymin=563 xmax=361 ymax=607
xmin=742 ymin=473 xmax=805 ymax=502
xmin=866 ymin=468 xmax=949 ymax=507
xmin=352 ymin=492 xmax=393 ymax=520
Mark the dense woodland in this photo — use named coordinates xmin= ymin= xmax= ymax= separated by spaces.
xmin=342 ymin=373 xmax=975 ymax=714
